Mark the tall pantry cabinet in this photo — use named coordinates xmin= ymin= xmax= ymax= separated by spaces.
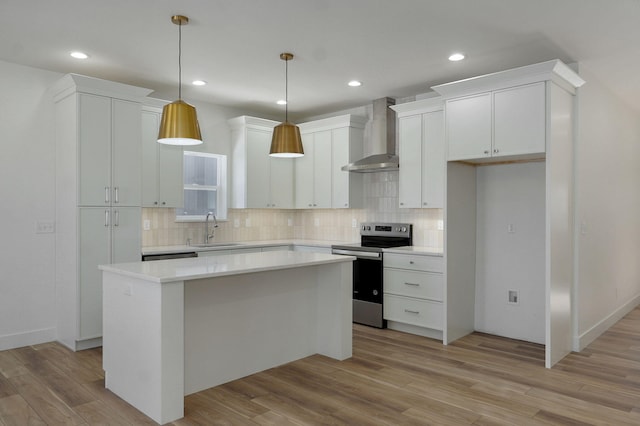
xmin=52 ymin=74 xmax=152 ymax=351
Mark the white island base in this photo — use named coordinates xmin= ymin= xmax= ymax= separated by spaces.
xmin=100 ymin=251 xmax=354 ymax=424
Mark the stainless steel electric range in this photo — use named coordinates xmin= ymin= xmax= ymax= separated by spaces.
xmin=331 ymin=222 xmax=413 ymax=328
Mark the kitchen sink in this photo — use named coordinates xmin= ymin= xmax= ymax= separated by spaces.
xmin=190 ymin=242 xmax=244 ymax=248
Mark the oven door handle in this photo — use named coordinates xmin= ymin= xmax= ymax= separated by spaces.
xmin=332 ymin=249 xmax=381 ymax=260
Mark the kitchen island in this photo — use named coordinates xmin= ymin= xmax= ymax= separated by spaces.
xmin=100 ymin=250 xmax=354 ymax=424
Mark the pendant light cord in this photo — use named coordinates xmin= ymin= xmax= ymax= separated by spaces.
xmin=284 ymin=57 xmax=289 ymax=123
xmin=178 ymin=20 xmax=182 ymax=100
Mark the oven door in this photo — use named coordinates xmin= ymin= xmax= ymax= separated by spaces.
xmin=331 ymin=248 xmax=386 ymax=328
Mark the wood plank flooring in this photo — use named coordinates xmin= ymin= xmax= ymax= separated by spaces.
xmin=2 ymin=307 xmax=640 ymax=425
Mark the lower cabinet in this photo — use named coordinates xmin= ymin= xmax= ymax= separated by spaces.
xmin=383 ymin=252 xmax=444 ymax=339
xmin=76 ymin=207 xmax=141 ymax=345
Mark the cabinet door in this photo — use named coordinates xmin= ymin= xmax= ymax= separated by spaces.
xmin=446 ymin=93 xmax=492 ymax=161
xmin=313 ymin=130 xmax=332 ymax=208
xmin=493 ymin=82 xmax=546 ymax=157
xmin=422 ymin=110 xmax=445 ymax=208
xmin=331 ymin=127 xmax=350 ymax=208
xmin=111 ymin=207 xmax=141 ymax=264
xmin=246 ymin=128 xmax=271 ymax=208
xmin=78 ymin=207 xmax=110 ymax=339
xmin=157 ymin=144 xmax=184 ymax=208
xmin=398 ymin=115 xmax=422 ymax=208
xmin=269 ymin=156 xmax=294 ymax=208
xmin=141 ymin=110 xmax=160 ymax=207
xmin=112 ymin=99 xmax=142 ymax=206
xmin=78 ymin=94 xmax=111 ymax=206
xmin=295 ymin=133 xmax=315 ymax=208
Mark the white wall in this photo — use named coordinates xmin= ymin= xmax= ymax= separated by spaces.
xmin=574 ymin=66 xmax=640 ymax=349
xmin=0 ymin=60 xmax=62 ymax=349
xmin=474 ymin=162 xmax=546 ymax=344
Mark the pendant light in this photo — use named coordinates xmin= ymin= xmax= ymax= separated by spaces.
xmin=269 ymin=53 xmax=304 ymax=157
xmin=158 ymin=15 xmax=202 ymax=146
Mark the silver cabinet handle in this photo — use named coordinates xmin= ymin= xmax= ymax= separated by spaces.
xmin=404 ymin=282 xmax=420 ymax=287
xmin=105 ymin=187 xmax=110 ymax=204
xmin=114 ymin=187 xmax=119 ymax=204
xmin=404 ymin=309 xmax=420 ymax=314
xmin=105 ymin=210 xmax=109 ymax=227
xmin=114 ymin=210 xmax=119 ymax=227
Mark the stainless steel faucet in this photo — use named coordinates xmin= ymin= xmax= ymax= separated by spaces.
xmin=204 ymin=212 xmax=218 ymax=244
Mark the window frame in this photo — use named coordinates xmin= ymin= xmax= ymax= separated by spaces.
xmin=175 ymin=150 xmax=228 ymax=222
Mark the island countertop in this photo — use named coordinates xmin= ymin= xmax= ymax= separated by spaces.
xmin=99 ymin=250 xmax=355 ymax=283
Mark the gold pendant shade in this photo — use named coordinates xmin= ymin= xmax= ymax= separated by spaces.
xmin=269 ymin=52 xmax=304 ymax=158
xmin=157 ymin=15 xmax=203 ymax=146
xmin=158 ymin=99 xmax=202 ymax=145
xmin=270 ymin=121 xmax=304 ymax=158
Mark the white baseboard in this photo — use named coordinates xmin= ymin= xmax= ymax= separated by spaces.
xmin=0 ymin=327 xmax=56 ymax=351
xmin=575 ymin=294 xmax=640 ymax=351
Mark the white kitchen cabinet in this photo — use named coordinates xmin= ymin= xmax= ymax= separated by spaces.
xmin=78 ymin=206 xmax=141 ymax=339
xmin=297 ymin=114 xmax=366 ymax=209
xmin=295 ymin=130 xmax=332 ymax=208
xmin=445 ymin=82 xmax=545 ymax=162
xmin=383 ymin=252 xmax=444 ymax=339
xmin=141 ymin=102 xmax=184 ymax=208
xmin=229 ymin=116 xmax=294 ymax=209
xmin=392 ymin=99 xmax=445 ymax=208
xmin=52 ymin=73 xmax=151 ymax=350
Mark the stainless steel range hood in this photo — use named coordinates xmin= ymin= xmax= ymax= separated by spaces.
xmin=342 ymin=97 xmax=397 ymax=173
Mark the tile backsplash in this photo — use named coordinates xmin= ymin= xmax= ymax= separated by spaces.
xmin=142 ymin=171 xmax=444 ymax=249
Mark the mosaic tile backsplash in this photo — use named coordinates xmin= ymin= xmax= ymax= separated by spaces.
xmin=142 ymin=171 xmax=444 ymax=249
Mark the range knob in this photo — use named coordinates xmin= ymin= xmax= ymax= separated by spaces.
xmin=401 ymin=226 xmax=407 ymax=232
xmin=366 ymin=225 xmax=371 ymax=231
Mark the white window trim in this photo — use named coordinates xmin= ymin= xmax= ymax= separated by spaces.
xmin=175 ymin=151 xmax=228 ymax=222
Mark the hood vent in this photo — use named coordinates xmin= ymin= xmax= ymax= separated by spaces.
xmin=342 ymin=97 xmax=398 ymax=173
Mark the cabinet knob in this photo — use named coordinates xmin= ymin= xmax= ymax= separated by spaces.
xmin=313 ymin=204 xmax=317 ymax=207
xmin=400 ymin=202 xmax=404 ymax=206
xmin=161 ymin=201 xmax=166 ymax=205
xmin=484 ymin=150 xmax=490 ymax=155
xmin=493 ymin=148 xmax=499 ymax=154
xmin=154 ymin=201 xmax=158 ymax=205
xmin=423 ymin=202 xmax=427 ymax=206
xmin=344 ymin=203 xmax=348 ymax=207
xmin=308 ymin=204 xmax=312 ymax=207
xmin=409 ymin=261 xmax=414 ymax=264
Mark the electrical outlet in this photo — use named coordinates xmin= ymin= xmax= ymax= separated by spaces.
xmin=36 ymin=221 xmax=55 ymax=234
xmin=245 ymin=218 xmax=251 ymax=227
xmin=437 ymin=220 xmax=444 ymax=231
xmin=507 ymin=224 xmax=516 ymax=234
xmin=233 ymin=219 xmax=240 ymax=228
xmin=314 ymin=218 xmax=320 ymax=227
xmin=352 ymin=218 xmax=358 ymax=228
xmin=143 ymin=219 xmax=151 ymax=231
xmin=508 ymin=290 xmax=519 ymax=304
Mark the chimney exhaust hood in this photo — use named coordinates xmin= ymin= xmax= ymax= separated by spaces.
xmin=342 ymin=97 xmax=397 ymax=173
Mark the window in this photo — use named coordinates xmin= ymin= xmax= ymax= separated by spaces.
xmin=176 ymin=151 xmax=227 ymax=221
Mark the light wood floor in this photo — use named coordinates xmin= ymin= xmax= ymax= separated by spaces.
xmin=2 ymin=308 xmax=640 ymax=425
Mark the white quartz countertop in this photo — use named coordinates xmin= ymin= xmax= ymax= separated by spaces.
xmin=383 ymin=246 xmax=444 ymax=256
xmin=100 ymin=250 xmax=356 ymax=283
xmin=141 ymin=239 xmax=353 ymax=255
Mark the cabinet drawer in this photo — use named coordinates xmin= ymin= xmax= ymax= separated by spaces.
xmin=384 ymin=269 xmax=443 ymax=301
xmin=384 ymin=295 xmax=443 ymax=330
xmin=384 ymin=253 xmax=443 ymax=272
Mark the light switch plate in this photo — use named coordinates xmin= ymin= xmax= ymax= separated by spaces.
xmin=36 ymin=221 xmax=55 ymax=234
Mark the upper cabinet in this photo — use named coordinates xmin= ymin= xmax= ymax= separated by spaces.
xmin=141 ymin=100 xmax=184 ymax=208
xmin=445 ymin=83 xmax=545 ymax=161
xmin=229 ymin=116 xmax=294 ymax=209
xmin=391 ymin=98 xmax=445 ymax=209
xmin=297 ymin=114 xmax=367 ymax=209
xmin=433 ymin=60 xmax=585 ymax=164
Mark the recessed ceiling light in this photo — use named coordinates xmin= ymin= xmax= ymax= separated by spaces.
xmin=192 ymin=80 xmax=207 ymax=86
xmin=70 ymin=51 xmax=89 ymax=59
xmin=448 ymin=53 xmax=465 ymax=62
xmin=348 ymin=80 xmax=362 ymax=87
xmin=276 ymin=99 xmax=287 ymax=105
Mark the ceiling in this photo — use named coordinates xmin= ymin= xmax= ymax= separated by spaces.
xmin=2 ymin=0 xmax=639 ymax=120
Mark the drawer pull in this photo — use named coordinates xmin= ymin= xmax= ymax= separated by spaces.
xmin=404 ymin=282 xmax=420 ymax=287
xmin=404 ymin=309 xmax=420 ymax=315
xmin=409 ymin=260 xmax=414 ymax=264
